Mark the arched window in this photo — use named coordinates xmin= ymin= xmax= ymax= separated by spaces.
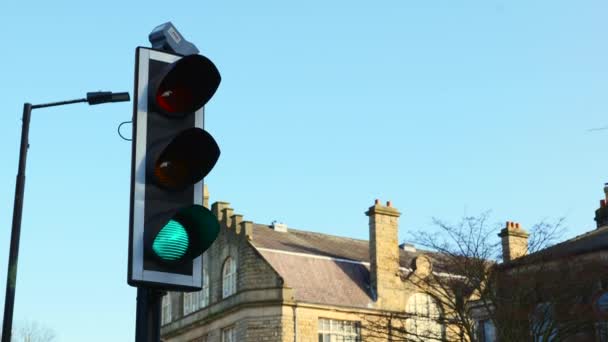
xmin=222 ymin=257 xmax=237 ymax=298
xmin=183 ymin=268 xmax=210 ymax=315
xmin=406 ymin=293 xmax=443 ymax=340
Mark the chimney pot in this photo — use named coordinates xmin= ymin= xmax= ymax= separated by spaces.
xmin=595 ymin=185 xmax=608 ymax=228
xmin=387 ymin=201 xmax=392 ymax=207
xmin=375 ymin=199 xmax=380 ymax=205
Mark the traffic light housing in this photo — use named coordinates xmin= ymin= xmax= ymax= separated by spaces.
xmin=128 ymin=47 xmax=221 ymax=291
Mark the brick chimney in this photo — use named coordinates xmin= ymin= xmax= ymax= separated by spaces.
xmin=498 ymin=221 xmax=529 ymax=262
xmin=594 ymin=184 xmax=608 ymax=229
xmin=366 ymin=199 xmax=401 ymax=308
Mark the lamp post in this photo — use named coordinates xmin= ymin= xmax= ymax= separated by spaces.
xmin=1 ymin=91 xmax=130 ymax=342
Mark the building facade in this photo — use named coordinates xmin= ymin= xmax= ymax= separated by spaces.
xmin=471 ymin=187 xmax=608 ymax=342
xmin=160 ymin=188 xmax=607 ymax=342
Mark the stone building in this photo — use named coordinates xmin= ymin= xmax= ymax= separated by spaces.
xmin=472 ymin=187 xmax=608 ymax=342
xmin=160 ymin=188 xmax=608 ymax=342
xmin=160 ymin=193 xmax=462 ymax=342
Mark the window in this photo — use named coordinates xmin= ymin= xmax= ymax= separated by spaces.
xmin=161 ymin=293 xmax=172 ymax=325
xmin=183 ymin=291 xmax=199 ymax=316
xmin=597 ymin=321 xmax=608 ymax=342
xmin=530 ymin=303 xmax=557 ymax=342
xmin=476 ymin=320 xmax=496 ymax=342
xmin=222 ymin=257 xmax=237 ymax=298
xmin=594 ymin=290 xmax=608 ymax=342
xmin=183 ymin=268 xmax=210 ymax=315
xmin=202 ymin=268 xmax=210 ymax=307
xmin=222 ymin=326 xmax=235 ymax=342
xmin=595 ymin=321 xmax=608 ymax=342
xmin=317 ymin=318 xmax=361 ymax=342
xmin=405 ymin=293 xmax=443 ymax=341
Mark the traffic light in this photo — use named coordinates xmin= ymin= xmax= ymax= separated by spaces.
xmin=128 ymin=46 xmax=221 ymax=291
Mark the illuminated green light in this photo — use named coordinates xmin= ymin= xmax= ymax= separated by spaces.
xmin=153 ymin=220 xmax=189 ymax=261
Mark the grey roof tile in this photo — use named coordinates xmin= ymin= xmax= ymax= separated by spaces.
xmin=258 ymin=249 xmax=374 ymax=308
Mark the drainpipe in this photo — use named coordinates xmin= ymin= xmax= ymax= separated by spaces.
xmin=293 ymin=305 xmax=298 ymax=342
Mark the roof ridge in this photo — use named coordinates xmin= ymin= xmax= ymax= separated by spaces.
xmin=253 ymin=223 xmax=370 ymax=243
xmin=252 ymin=222 xmax=440 ymax=255
xmin=544 ymin=225 xmax=607 ymax=250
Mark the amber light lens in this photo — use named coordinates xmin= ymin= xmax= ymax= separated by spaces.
xmin=153 ymin=127 xmax=220 ymax=190
xmin=154 ymin=159 xmax=190 ymax=189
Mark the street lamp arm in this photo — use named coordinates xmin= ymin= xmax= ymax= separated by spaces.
xmin=31 ymin=98 xmax=87 ymax=109
xmin=30 ymin=91 xmax=130 ymax=109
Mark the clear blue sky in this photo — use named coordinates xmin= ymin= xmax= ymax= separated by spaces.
xmin=1 ymin=1 xmax=607 ymax=341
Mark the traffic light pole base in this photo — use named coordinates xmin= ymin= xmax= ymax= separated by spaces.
xmin=135 ymin=287 xmax=165 ymax=342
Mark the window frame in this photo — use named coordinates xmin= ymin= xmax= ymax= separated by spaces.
xmin=530 ymin=302 xmax=557 ymax=342
xmin=597 ymin=320 xmax=608 ymax=342
xmin=183 ymin=268 xmax=209 ymax=316
xmin=222 ymin=257 xmax=237 ymax=298
xmin=201 ymin=267 xmax=209 ymax=307
xmin=221 ymin=325 xmax=236 ymax=342
xmin=405 ymin=292 xmax=444 ymax=340
xmin=476 ymin=319 xmax=497 ymax=342
xmin=317 ymin=318 xmax=361 ymax=342
xmin=161 ymin=293 xmax=172 ymax=325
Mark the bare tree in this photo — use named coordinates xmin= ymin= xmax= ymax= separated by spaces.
xmin=362 ymin=213 xmax=604 ymax=341
xmin=13 ymin=320 xmax=56 ymax=342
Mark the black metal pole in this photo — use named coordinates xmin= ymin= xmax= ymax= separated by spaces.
xmin=1 ymin=103 xmax=32 ymax=342
xmin=0 ymin=92 xmax=129 ymax=342
xmin=135 ymin=287 xmax=164 ymax=342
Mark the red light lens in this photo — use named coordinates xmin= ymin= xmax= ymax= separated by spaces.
xmin=155 ymin=86 xmax=195 ymax=114
xmin=152 ymin=54 xmax=221 ymax=116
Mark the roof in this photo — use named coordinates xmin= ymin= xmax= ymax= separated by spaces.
xmin=250 ymin=223 xmax=445 ymax=270
xmin=501 ymin=225 xmax=608 ymax=268
xmin=248 ymin=224 xmax=448 ymax=308
xmin=246 ymin=218 xmax=607 ymax=307
xmin=257 ymin=248 xmax=373 ymax=308
xmin=532 ymin=225 xmax=608 ymax=258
